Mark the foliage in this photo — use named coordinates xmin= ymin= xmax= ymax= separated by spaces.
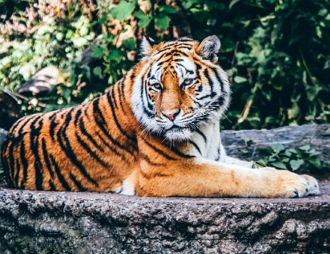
xmin=257 ymin=143 xmax=324 ymax=174
xmin=0 ymin=0 xmax=329 ymax=132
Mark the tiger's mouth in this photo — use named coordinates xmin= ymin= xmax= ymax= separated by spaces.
xmin=161 ymin=125 xmax=195 ymax=140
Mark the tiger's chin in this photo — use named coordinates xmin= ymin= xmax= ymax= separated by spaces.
xmin=162 ymin=127 xmax=193 ymax=141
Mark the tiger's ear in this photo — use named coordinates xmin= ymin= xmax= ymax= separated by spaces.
xmin=197 ymin=35 xmax=221 ymax=63
xmin=140 ymin=36 xmax=156 ymax=57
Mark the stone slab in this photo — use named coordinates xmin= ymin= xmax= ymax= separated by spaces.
xmin=0 ymin=181 xmax=329 ymax=254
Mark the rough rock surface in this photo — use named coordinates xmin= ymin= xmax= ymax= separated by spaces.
xmin=0 ymin=124 xmax=329 ymax=253
xmin=17 ymin=65 xmax=60 ymax=95
xmin=0 ymin=183 xmax=329 ymax=254
xmin=221 ymin=124 xmax=330 ymax=171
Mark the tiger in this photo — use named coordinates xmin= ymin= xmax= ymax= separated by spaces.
xmin=0 ymin=35 xmax=320 ymax=198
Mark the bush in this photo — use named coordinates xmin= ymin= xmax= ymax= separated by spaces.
xmin=0 ymin=0 xmax=329 ymax=130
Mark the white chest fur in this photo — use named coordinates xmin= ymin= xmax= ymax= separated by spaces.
xmin=183 ymin=121 xmax=225 ymax=161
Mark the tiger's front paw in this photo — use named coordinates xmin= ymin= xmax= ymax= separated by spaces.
xmin=263 ymin=168 xmax=320 ymax=198
xmin=281 ymin=172 xmax=320 ymax=198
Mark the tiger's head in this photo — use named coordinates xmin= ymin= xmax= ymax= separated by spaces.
xmin=132 ymin=35 xmax=231 ymax=141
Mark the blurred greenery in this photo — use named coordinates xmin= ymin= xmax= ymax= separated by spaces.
xmin=257 ymin=144 xmax=325 ymax=175
xmin=0 ymin=0 xmax=329 ymax=131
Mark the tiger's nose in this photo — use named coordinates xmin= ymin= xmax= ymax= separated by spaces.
xmin=161 ymin=109 xmax=180 ymax=121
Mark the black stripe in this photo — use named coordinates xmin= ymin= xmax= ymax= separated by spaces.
xmin=155 ymin=42 xmax=193 ymax=55
xmin=157 ymin=57 xmax=171 ymax=67
xmin=197 ymin=93 xmax=213 ymax=100
xmin=14 ymin=158 xmax=20 ymax=188
xmin=75 ymin=132 xmax=110 ymax=168
xmin=92 ymin=97 xmax=133 ymax=154
xmin=213 ymin=68 xmax=224 ymax=93
xmin=195 ymin=128 xmax=207 ymax=143
xmin=79 ymin=117 xmax=105 ymax=153
xmin=49 ymin=155 xmax=71 ymax=191
xmin=106 ymin=92 xmax=138 ymax=148
xmin=9 ymin=116 xmax=29 ymax=132
xmin=49 ymin=179 xmax=56 ymax=191
xmin=18 ymin=115 xmax=37 ymax=135
xmin=141 ymin=77 xmax=155 ymax=117
xmin=29 ymin=115 xmax=44 ymax=190
xmin=74 ymin=108 xmax=83 ymax=126
xmin=94 ymin=131 xmax=132 ymax=163
xmin=211 ymin=95 xmax=226 ymax=109
xmin=6 ymin=140 xmax=15 ymax=187
xmin=19 ymin=138 xmax=29 ymax=188
xmin=215 ymin=146 xmax=221 ymax=161
xmin=140 ymin=153 xmax=166 ymax=166
xmin=190 ymin=96 xmax=202 ymax=107
xmin=163 ymin=50 xmax=189 ymax=58
xmin=204 ymin=68 xmax=215 ymax=95
xmin=49 ymin=112 xmax=58 ymax=141
xmin=188 ymin=141 xmax=202 ymax=155
xmin=41 ymin=138 xmax=55 ymax=178
xmin=109 ymin=86 xmax=118 ymax=109
xmin=169 ymin=146 xmax=195 ymax=159
xmin=57 ymin=109 xmax=99 ymax=187
xmin=173 ymin=50 xmax=188 ymax=57
xmin=117 ymin=77 xmax=126 ymax=113
xmin=144 ymin=139 xmax=177 ymax=160
xmin=70 ymin=172 xmax=88 ymax=191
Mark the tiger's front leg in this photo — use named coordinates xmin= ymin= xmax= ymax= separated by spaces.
xmin=135 ymin=158 xmax=320 ymax=198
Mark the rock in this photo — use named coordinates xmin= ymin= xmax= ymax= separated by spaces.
xmin=222 ymin=124 xmax=330 ymax=175
xmin=0 ymin=89 xmax=20 ymax=130
xmin=0 ymin=182 xmax=329 ymax=253
xmin=18 ymin=65 xmax=60 ymax=95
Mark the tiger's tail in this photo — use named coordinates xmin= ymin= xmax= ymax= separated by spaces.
xmin=0 ymin=128 xmax=8 ymax=171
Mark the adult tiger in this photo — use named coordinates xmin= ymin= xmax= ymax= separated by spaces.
xmin=0 ymin=36 xmax=320 ymax=197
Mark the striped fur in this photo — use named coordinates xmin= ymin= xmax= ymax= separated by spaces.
xmin=0 ymin=36 xmax=320 ymax=197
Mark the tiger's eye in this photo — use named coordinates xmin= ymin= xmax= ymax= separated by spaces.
xmin=184 ymin=79 xmax=193 ymax=85
xmin=153 ymin=83 xmax=162 ymax=90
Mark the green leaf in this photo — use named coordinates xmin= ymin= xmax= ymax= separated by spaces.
xmin=91 ymin=46 xmax=104 ymax=58
xmin=108 ymin=49 xmax=122 ymax=62
xmin=289 ymin=159 xmax=304 ymax=171
xmin=182 ymin=0 xmax=199 ymax=10
xmin=287 ymin=148 xmax=298 ymax=154
xmin=308 ymin=149 xmax=321 ymax=156
xmin=270 ymin=161 xmax=287 ymax=170
xmin=62 ymin=88 xmax=71 ymax=100
xmin=256 ymin=159 xmax=267 ymax=166
xmin=299 ymin=145 xmax=311 ymax=151
xmin=308 ymin=158 xmax=322 ymax=169
xmin=159 ymin=5 xmax=177 ymax=14
xmin=109 ymin=1 xmax=136 ymax=21
xmin=155 ymin=13 xmax=170 ymax=29
xmin=123 ymin=37 xmax=136 ymax=50
xmin=93 ymin=66 xmax=103 ymax=79
xmin=271 ymin=144 xmax=285 ymax=154
xmin=98 ymin=15 xmax=108 ymax=24
xmin=229 ymin=0 xmax=240 ymax=9
xmin=234 ymin=76 xmax=247 ymax=83
xmin=284 ymin=150 xmax=292 ymax=157
xmin=135 ymin=10 xmax=152 ymax=28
